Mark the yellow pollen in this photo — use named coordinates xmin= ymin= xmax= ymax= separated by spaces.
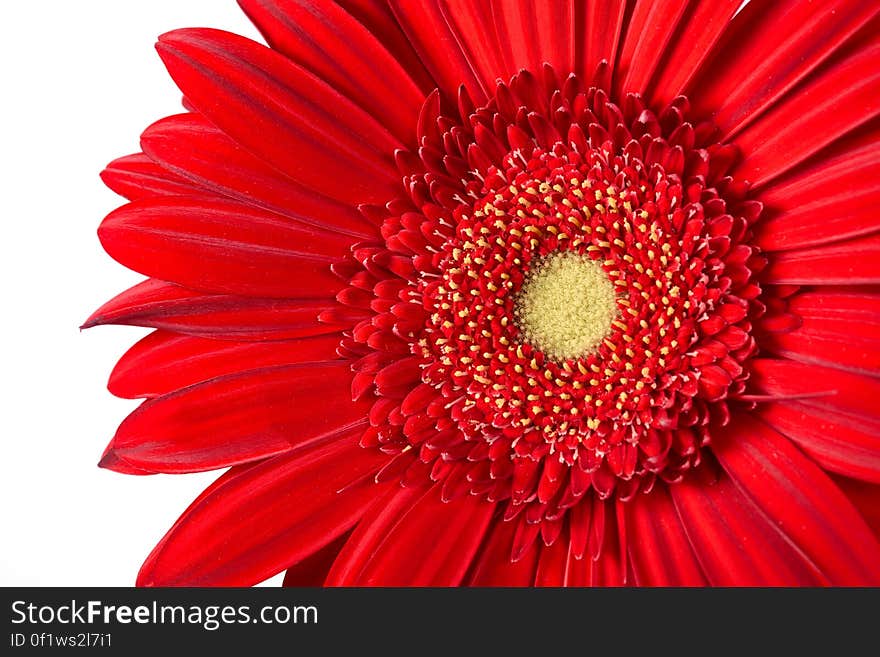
xmin=514 ymin=251 xmax=617 ymax=361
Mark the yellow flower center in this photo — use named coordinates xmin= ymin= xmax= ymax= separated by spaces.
xmin=514 ymin=251 xmax=617 ymax=361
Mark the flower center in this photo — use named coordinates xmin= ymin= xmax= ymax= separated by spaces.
xmin=340 ymin=69 xmax=763 ymax=517
xmin=514 ymin=251 xmax=616 ymax=361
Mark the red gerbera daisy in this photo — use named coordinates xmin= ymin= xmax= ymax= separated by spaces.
xmin=86 ymin=0 xmax=880 ymax=586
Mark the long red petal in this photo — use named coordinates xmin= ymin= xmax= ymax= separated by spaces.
xmin=671 ymin=469 xmax=825 ymax=585
xmin=334 ymin=0 xmax=436 ymax=93
xmin=490 ymin=1 xmax=576 ymax=82
xmin=465 ymin=518 xmax=540 ymax=586
xmin=83 ymin=279 xmax=347 ymax=341
xmin=829 ymin=474 xmax=880 ymax=541
xmin=237 ymin=0 xmax=426 ymax=143
xmin=140 ymin=114 xmax=375 ymax=238
xmin=156 ymin=28 xmax=400 ymax=204
xmin=748 ymin=358 xmax=880 ymax=420
xmin=108 ymin=330 xmax=341 ymax=399
xmin=762 ymin=234 xmax=880 ymax=285
xmin=101 ymin=153 xmax=207 ymax=201
xmin=578 ymin=0 xmax=629 ymax=83
xmin=625 ymin=485 xmax=707 ymax=586
xmin=759 ymin=290 xmax=880 ymax=376
xmin=534 ymin=530 xmax=571 ymax=586
xmin=437 ymin=0 xmax=510 ymax=91
xmin=688 ymin=0 xmax=879 ymax=138
xmin=733 ymin=36 xmax=880 ymax=187
xmin=755 ymin=135 xmax=880 ymax=251
xmin=646 ymin=0 xmax=741 ymax=108
xmin=387 ymin=0 xmax=486 ymax=102
xmin=712 ymin=415 xmax=880 ymax=584
xmin=588 ymin=500 xmax=626 ymax=586
xmin=137 ymin=437 xmax=388 ymax=586
xmin=324 ymin=483 xmax=428 ymax=586
xmin=282 ymin=532 xmax=350 ymax=587
xmin=101 ymin=362 xmax=369 ymax=474
xmin=99 ymin=196 xmax=347 ymax=299
xmin=343 ymin=486 xmax=496 ymax=585
xmin=615 ymin=0 xmax=689 ymax=97
xmin=755 ymin=404 xmax=880 ymax=484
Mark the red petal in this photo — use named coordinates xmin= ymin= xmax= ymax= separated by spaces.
xmin=615 ymin=0 xmax=689 ymax=96
xmin=755 ymin=404 xmax=880 ymax=484
xmin=671 ymin=468 xmax=825 ymax=585
xmin=563 ymin=549 xmax=591 ymax=586
xmin=334 ymin=0 xmax=435 ymax=91
xmin=95 ymin=450 xmax=156 ymax=476
xmin=102 ymin=362 xmax=369 ymax=473
xmin=755 ymin=135 xmax=880 ymax=251
xmin=328 ymin=483 xmax=495 ymax=586
xmin=568 ymin=498 xmax=592 ymax=560
xmin=588 ymin=500 xmax=625 ymax=586
xmin=137 ymin=437 xmax=388 ymax=586
xmin=156 ymin=28 xmax=400 ymax=204
xmin=99 ymin=196 xmax=347 ymax=298
xmin=697 ymin=363 xmax=732 ymax=401
xmin=712 ymin=415 xmax=880 ymax=584
xmin=830 ymin=474 xmax=880 ymax=541
xmin=688 ymin=0 xmax=879 ymax=138
xmin=282 ymin=532 xmax=351 ymax=587
xmin=734 ymin=35 xmax=880 ymax=187
xmin=788 ymin=288 xmax=880 ymax=320
xmin=387 ymin=0 xmax=486 ymax=102
xmin=624 ymin=485 xmax=707 ymax=586
xmin=237 ymin=0 xmax=426 ymax=142
xmin=438 ymin=0 xmax=511 ymax=91
xmin=534 ymin=530 xmax=570 ymax=586
xmin=324 ymin=483 xmax=427 ymax=586
xmin=109 ymin=330 xmax=341 ymax=398
xmin=466 ymin=518 xmax=540 ymax=586
xmin=490 ymin=1 xmax=576 ymax=82
xmin=83 ymin=279 xmax=345 ymax=341
xmin=759 ymin=290 xmax=880 ymax=376
xmin=646 ymin=0 xmax=742 ymax=108
xmin=101 ymin=153 xmax=206 ymax=201
xmin=578 ymin=0 xmax=628 ymax=81
xmin=748 ymin=357 xmax=880 ymax=420
xmin=762 ymin=234 xmax=880 ymax=285
xmin=347 ymin=486 xmax=495 ymax=585
xmin=141 ymin=114 xmax=375 ymax=238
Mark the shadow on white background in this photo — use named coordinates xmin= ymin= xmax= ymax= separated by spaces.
xmin=0 ymin=1 xmax=283 ymax=586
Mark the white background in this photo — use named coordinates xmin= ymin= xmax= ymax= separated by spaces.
xmin=0 ymin=2 xmax=284 ymax=586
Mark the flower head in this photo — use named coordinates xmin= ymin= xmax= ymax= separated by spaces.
xmin=88 ymin=0 xmax=880 ymax=586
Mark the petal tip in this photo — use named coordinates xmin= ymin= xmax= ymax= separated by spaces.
xmin=99 ymin=447 xmax=154 ymax=475
xmin=135 ymin=563 xmax=159 ymax=588
xmin=80 ymin=305 xmax=108 ymax=330
xmin=97 ymin=449 xmax=120 ymax=470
